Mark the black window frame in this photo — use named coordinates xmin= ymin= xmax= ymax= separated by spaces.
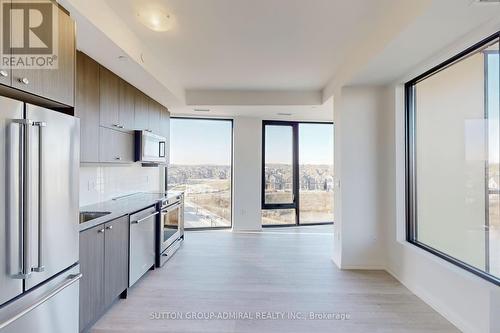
xmin=261 ymin=120 xmax=334 ymax=227
xmin=168 ymin=116 xmax=234 ymax=231
xmin=405 ymin=31 xmax=500 ymax=286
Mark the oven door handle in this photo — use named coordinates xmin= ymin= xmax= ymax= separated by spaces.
xmin=131 ymin=212 xmax=159 ymax=224
xmin=162 ymin=202 xmax=182 ymax=213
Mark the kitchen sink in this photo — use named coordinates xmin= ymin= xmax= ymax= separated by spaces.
xmin=79 ymin=211 xmax=111 ymax=224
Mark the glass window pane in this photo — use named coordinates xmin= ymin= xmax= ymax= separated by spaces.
xmin=262 ymin=209 xmax=295 ymax=226
xmin=299 ymin=123 xmax=334 ymax=224
xmin=264 ymin=125 xmax=294 ymax=204
xmin=168 ymin=119 xmax=232 ymax=228
xmin=487 ymin=46 xmax=500 ymax=278
xmin=413 ymin=40 xmax=499 ymax=280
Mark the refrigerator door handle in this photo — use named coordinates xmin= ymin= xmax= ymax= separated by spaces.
xmin=8 ymin=120 xmax=24 ymax=279
xmin=31 ymin=121 xmax=46 ymax=273
xmin=12 ymin=119 xmax=32 ymax=279
xmin=0 ymin=273 xmax=82 ymax=330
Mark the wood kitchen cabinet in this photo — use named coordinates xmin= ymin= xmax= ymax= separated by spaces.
xmin=148 ymin=100 xmax=162 ymax=134
xmin=99 ymin=127 xmax=134 ymax=163
xmin=11 ymin=4 xmax=75 ymax=106
xmin=103 ymin=216 xmax=129 ymax=307
xmin=79 ymin=216 xmax=129 ymax=332
xmin=160 ymin=106 xmax=170 ymax=162
xmin=79 ymin=224 xmax=105 ymax=332
xmin=99 ymin=66 xmax=120 ymax=129
xmin=134 ymin=91 xmax=150 ymax=131
xmin=100 ymin=66 xmax=136 ymax=131
xmin=134 ymin=92 xmax=166 ymax=134
xmin=0 ymin=0 xmax=10 ymax=86
xmin=75 ymin=51 xmax=100 ymax=163
xmin=75 ymin=50 xmax=170 ymax=165
xmin=119 ymin=80 xmax=135 ymax=130
xmin=159 ymin=105 xmax=170 ymax=139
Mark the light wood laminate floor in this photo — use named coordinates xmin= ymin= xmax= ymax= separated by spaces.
xmin=91 ymin=226 xmax=458 ymax=333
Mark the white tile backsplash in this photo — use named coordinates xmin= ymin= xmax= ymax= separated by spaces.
xmin=80 ymin=164 xmax=162 ymax=206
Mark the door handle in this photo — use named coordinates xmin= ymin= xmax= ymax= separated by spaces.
xmin=13 ymin=119 xmax=47 ymax=276
xmin=7 ymin=121 xmax=24 ymax=278
xmin=32 ymin=121 xmax=46 ymax=273
xmin=19 ymin=77 xmax=29 ymax=85
xmin=131 ymin=211 xmax=159 ymax=224
xmin=0 ymin=273 xmax=82 ymax=330
xmin=13 ymin=119 xmax=33 ymax=278
xmin=163 ymin=203 xmax=182 ymax=213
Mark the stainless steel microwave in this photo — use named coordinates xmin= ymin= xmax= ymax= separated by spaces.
xmin=134 ymin=130 xmax=167 ymax=164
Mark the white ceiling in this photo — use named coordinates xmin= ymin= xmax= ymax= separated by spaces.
xmin=103 ymin=0 xmax=383 ymax=91
xmin=172 ymin=97 xmax=334 ymax=121
xmin=62 ymin=0 xmax=500 ymax=120
xmin=349 ymin=0 xmax=500 ymax=85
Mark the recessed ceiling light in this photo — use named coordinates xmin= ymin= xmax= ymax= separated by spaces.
xmin=194 ymin=108 xmax=210 ymax=112
xmin=277 ymin=113 xmax=292 ymax=116
xmin=137 ymin=8 xmax=175 ymax=32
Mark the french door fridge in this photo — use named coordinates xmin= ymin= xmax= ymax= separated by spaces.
xmin=0 ymin=97 xmax=81 ymax=332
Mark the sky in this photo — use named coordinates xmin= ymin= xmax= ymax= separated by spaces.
xmin=265 ymin=123 xmax=334 ymax=165
xmin=170 ymin=118 xmax=232 ymax=165
xmin=170 ymin=119 xmax=334 ymax=166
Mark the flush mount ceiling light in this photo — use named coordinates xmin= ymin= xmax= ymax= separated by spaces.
xmin=137 ymin=7 xmax=175 ymax=32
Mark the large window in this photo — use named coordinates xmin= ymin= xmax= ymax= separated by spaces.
xmin=168 ymin=118 xmax=232 ymax=229
xmin=406 ymin=33 xmax=500 ymax=285
xmin=262 ymin=121 xmax=334 ymax=226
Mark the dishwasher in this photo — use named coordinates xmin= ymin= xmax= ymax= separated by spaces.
xmin=129 ymin=206 xmax=158 ymax=287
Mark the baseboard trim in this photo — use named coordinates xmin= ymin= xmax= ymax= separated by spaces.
xmin=384 ymin=266 xmax=475 ymax=333
xmin=340 ymin=265 xmax=386 ymax=270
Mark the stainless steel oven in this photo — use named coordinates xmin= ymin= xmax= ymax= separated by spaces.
xmin=156 ymin=195 xmax=184 ymax=267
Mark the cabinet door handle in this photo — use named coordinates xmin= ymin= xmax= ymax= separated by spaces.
xmin=98 ymin=228 xmax=105 ymax=233
xmin=105 ymin=225 xmax=113 ymax=230
xmin=19 ymin=77 xmax=29 ymax=85
xmin=0 ymin=70 xmax=8 ymax=77
xmin=114 ymin=156 xmax=122 ymax=161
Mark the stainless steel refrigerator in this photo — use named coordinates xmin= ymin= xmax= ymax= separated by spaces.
xmin=0 ymin=96 xmax=81 ymax=332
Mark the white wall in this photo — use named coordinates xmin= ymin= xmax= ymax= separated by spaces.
xmin=333 ymin=82 xmax=499 ymax=332
xmin=80 ymin=164 xmax=162 ymax=206
xmin=232 ymin=117 xmax=262 ymax=231
xmin=382 ymin=82 xmax=500 ymax=333
xmin=330 ymin=20 xmax=500 ymax=333
xmin=332 ymin=86 xmax=387 ymax=269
